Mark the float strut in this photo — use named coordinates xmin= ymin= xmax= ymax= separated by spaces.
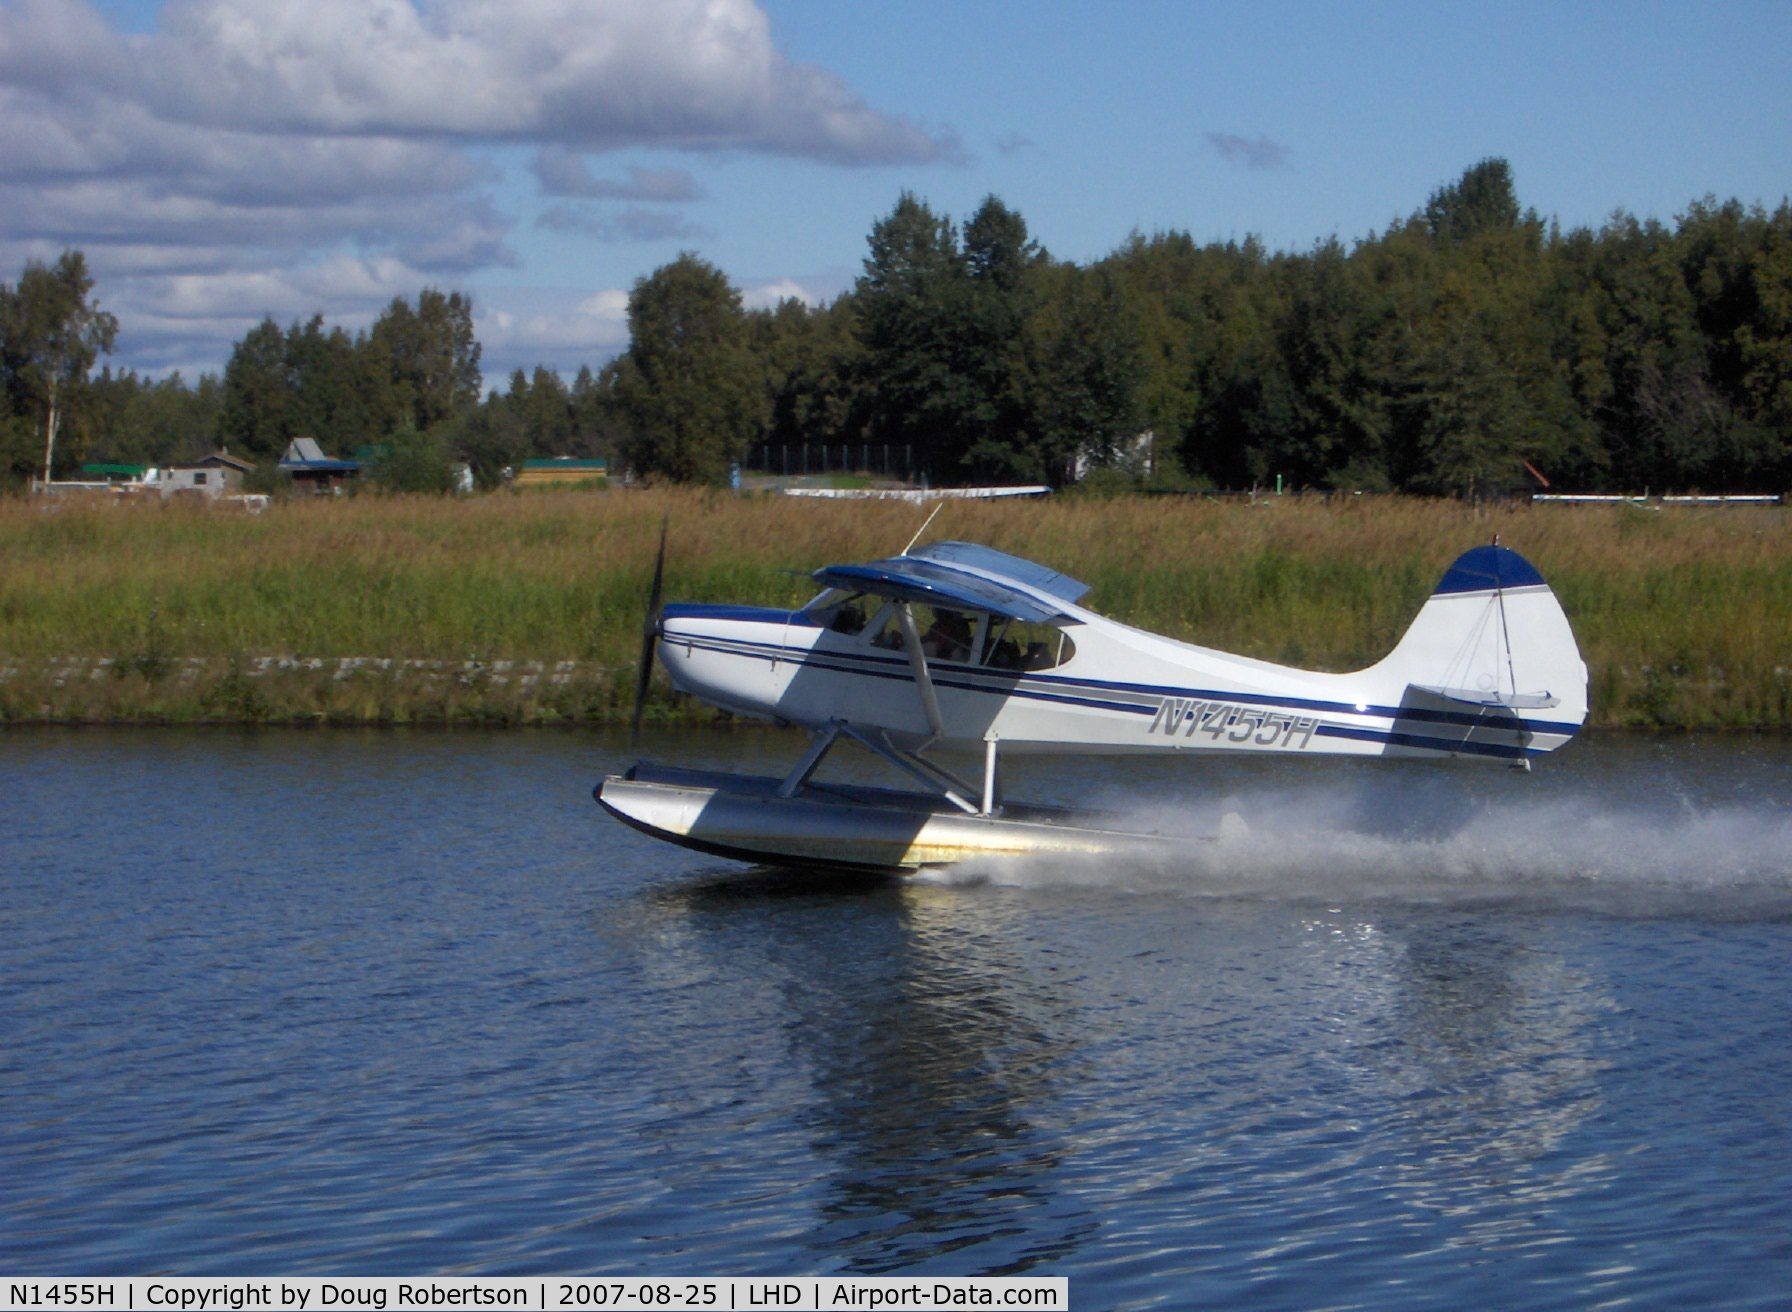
xmin=832 ymin=723 xmax=981 ymax=815
xmin=981 ymin=735 xmax=1000 ymax=816
xmin=778 ymin=724 xmax=841 ymax=797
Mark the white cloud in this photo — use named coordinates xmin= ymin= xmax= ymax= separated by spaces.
xmin=474 ymin=286 xmax=633 ymax=377
xmin=531 ymin=151 xmax=706 ymax=202
xmin=535 ymin=205 xmax=713 ymax=243
xmin=143 ymin=0 xmax=957 ymax=165
xmin=0 ymin=0 xmax=135 ymax=95
xmin=86 ymin=253 xmax=453 ymax=374
xmin=0 ymin=0 xmax=958 ymax=375
xmin=741 ymin=277 xmax=820 ymax=310
xmin=0 ymin=17 xmax=510 ymax=281
xmin=576 ymin=289 xmax=630 ymax=320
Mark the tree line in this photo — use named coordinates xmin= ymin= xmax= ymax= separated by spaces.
xmin=4 ymin=159 xmax=1789 ymax=494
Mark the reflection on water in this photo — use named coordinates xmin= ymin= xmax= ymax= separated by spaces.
xmin=3 ymin=728 xmax=1791 ymax=1308
xmin=788 ymin=896 xmax=1078 ymax=1272
xmin=642 ymin=854 xmax=1629 ymax=1289
xmin=648 ymin=873 xmax=1096 ymax=1273
xmin=1368 ymin=921 xmax=1617 ymax=1243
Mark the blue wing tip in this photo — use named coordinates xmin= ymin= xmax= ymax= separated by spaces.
xmin=1434 ymin=544 xmax=1546 ymax=596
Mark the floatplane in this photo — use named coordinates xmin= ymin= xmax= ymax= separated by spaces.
xmin=596 ymin=520 xmax=1587 ymax=872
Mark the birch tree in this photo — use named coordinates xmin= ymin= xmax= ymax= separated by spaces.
xmin=0 ymin=251 xmax=118 ymax=484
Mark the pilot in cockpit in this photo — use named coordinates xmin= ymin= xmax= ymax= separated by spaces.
xmin=921 ymin=609 xmax=973 ymax=662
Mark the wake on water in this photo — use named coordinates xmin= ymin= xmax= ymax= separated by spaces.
xmin=932 ymin=775 xmax=1792 ymax=918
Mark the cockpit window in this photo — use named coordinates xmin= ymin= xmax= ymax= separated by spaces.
xmin=863 ymin=603 xmax=1074 ymax=671
xmin=868 ymin=603 xmax=973 ymax=662
xmin=981 ymin=617 xmax=1074 ymax=670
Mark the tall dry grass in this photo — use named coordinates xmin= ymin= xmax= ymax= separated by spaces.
xmin=1 ymin=490 xmax=1786 ymax=726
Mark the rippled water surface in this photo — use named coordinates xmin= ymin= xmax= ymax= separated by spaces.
xmin=5 ymin=728 xmax=1792 ymax=1307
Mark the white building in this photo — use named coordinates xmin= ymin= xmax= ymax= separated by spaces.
xmin=149 ymin=451 xmax=256 ymax=499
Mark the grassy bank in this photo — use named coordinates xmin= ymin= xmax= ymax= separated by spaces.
xmin=1 ymin=490 xmax=1787 ymax=727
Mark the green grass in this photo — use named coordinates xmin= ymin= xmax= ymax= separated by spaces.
xmin=2 ymin=490 xmax=1787 ymax=726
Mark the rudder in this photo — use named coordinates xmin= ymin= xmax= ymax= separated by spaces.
xmin=1370 ymin=544 xmax=1588 ymax=749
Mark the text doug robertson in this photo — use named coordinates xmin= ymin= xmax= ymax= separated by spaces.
xmin=142 ymin=1285 xmax=525 ymax=1310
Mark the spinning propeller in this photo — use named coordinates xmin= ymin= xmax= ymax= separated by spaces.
xmin=630 ymin=516 xmax=668 ymax=749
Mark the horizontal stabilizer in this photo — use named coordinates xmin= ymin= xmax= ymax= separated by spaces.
xmin=1412 ymin=683 xmax=1561 ymax=709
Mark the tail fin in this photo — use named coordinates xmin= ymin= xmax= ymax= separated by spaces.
xmin=1371 ymin=545 xmax=1588 ymax=751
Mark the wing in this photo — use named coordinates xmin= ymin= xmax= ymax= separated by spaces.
xmin=905 ymin=541 xmax=1090 ymax=605
xmin=811 ymin=540 xmax=1088 ymax=623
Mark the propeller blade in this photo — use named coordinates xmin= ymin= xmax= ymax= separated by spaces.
xmin=630 ymin=516 xmax=668 ymax=749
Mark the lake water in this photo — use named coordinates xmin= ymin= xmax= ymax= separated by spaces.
xmin=4 ymin=727 xmax=1791 ymax=1308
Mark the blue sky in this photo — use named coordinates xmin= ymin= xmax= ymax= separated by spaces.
xmin=6 ymin=0 xmax=1789 ymax=382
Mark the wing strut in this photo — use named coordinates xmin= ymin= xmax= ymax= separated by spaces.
xmin=894 ymin=603 xmax=946 ymax=740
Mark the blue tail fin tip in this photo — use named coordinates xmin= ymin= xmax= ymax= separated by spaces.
xmin=1433 ymin=544 xmax=1546 ymax=596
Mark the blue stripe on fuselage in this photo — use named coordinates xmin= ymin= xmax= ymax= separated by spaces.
xmin=662 ymin=602 xmax=822 ymax=627
xmin=662 ymin=629 xmax=1575 ymax=745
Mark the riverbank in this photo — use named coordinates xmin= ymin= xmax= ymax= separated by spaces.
xmin=2 ymin=490 xmax=1786 ymax=727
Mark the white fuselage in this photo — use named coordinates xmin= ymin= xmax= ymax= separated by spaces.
xmin=657 ymin=579 xmax=1584 ymax=766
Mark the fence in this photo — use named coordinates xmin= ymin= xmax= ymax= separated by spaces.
xmin=744 ymin=444 xmax=915 ymax=481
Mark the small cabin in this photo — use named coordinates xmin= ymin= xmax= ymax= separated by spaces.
xmin=279 ymin=437 xmax=360 ymax=493
xmin=154 ymin=451 xmax=255 ymax=499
